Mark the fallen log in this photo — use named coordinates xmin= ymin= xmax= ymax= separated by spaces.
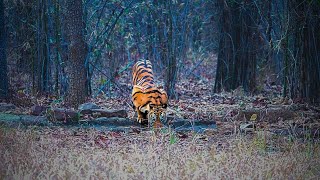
xmin=237 ymin=107 xmax=296 ymax=123
xmin=0 ymin=113 xmax=216 ymax=133
xmin=0 ymin=103 xmax=16 ymax=112
xmin=0 ymin=113 xmax=50 ymax=126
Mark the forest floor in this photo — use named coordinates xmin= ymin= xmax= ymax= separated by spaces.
xmin=1 ymin=61 xmax=320 ymax=179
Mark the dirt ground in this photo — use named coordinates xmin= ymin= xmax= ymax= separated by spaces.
xmin=1 ymin=59 xmax=320 ymax=179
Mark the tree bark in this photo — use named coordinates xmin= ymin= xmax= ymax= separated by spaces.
xmin=165 ymin=0 xmax=177 ymax=99
xmin=64 ymin=0 xmax=88 ymax=107
xmin=289 ymin=0 xmax=320 ymax=103
xmin=214 ymin=0 xmax=258 ymax=93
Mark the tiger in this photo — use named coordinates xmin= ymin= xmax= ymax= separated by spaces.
xmin=131 ymin=60 xmax=168 ymax=128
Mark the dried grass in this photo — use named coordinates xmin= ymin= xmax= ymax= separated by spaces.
xmin=0 ymin=126 xmax=319 ymax=180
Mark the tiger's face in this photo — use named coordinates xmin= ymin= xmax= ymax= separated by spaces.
xmin=148 ymin=104 xmax=168 ymax=128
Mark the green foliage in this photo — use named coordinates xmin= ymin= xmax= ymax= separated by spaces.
xmin=99 ymin=78 xmax=107 ymax=85
xmin=252 ymin=131 xmax=267 ymax=152
xmin=238 ymin=101 xmax=245 ymax=108
xmin=169 ymin=132 xmax=177 ymax=145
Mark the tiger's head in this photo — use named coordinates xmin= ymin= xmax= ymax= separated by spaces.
xmin=148 ymin=103 xmax=168 ymax=128
xmin=132 ymin=85 xmax=168 ymax=127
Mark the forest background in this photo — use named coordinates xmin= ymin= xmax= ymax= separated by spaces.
xmin=0 ymin=0 xmax=319 ymax=106
xmin=0 ymin=0 xmax=320 ymax=179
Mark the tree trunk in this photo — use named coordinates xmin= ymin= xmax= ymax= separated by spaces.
xmin=64 ymin=0 xmax=88 ymax=107
xmin=214 ymin=0 xmax=258 ymax=93
xmin=165 ymin=0 xmax=177 ymax=99
xmin=0 ymin=0 xmax=8 ymax=99
xmin=214 ymin=0 xmax=233 ymax=92
xmin=288 ymin=0 xmax=320 ymax=104
xmin=53 ymin=0 xmax=61 ymax=95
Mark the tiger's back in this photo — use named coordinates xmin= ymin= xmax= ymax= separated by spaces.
xmin=131 ymin=60 xmax=168 ymax=128
xmin=132 ymin=60 xmax=154 ymax=88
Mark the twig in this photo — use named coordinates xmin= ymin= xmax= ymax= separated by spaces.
xmin=186 ymin=59 xmax=205 ymax=78
xmin=89 ymin=61 xmax=134 ymax=110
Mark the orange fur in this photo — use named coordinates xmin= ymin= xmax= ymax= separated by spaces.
xmin=131 ymin=60 xmax=168 ymax=127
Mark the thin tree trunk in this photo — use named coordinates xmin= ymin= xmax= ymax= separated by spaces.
xmin=53 ymin=0 xmax=61 ymax=95
xmin=165 ymin=0 xmax=177 ymax=99
xmin=0 ymin=0 xmax=8 ymax=99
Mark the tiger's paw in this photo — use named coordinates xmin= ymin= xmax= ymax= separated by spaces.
xmin=137 ymin=118 xmax=148 ymax=125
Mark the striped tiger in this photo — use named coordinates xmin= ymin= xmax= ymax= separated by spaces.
xmin=131 ymin=60 xmax=168 ymax=128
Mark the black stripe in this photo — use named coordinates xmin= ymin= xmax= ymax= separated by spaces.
xmin=137 ymin=85 xmax=154 ymax=90
xmin=135 ymin=60 xmax=152 ymax=68
xmin=137 ymin=78 xmax=154 ymax=85
xmin=144 ymin=59 xmax=147 ymax=68
xmin=148 ymin=95 xmax=161 ymax=99
xmin=135 ymin=69 xmax=153 ymax=81
xmin=132 ymin=87 xmax=162 ymax=98
xmin=133 ymin=63 xmax=149 ymax=75
xmin=139 ymin=69 xmax=153 ymax=75
xmin=137 ymin=77 xmax=154 ymax=87
xmin=133 ymin=61 xmax=153 ymax=85
xmin=136 ymin=66 xmax=152 ymax=75
xmin=139 ymin=101 xmax=152 ymax=110
xmin=133 ymin=68 xmax=152 ymax=84
xmin=133 ymin=67 xmax=144 ymax=84
xmin=134 ymin=71 xmax=153 ymax=85
xmin=137 ymin=62 xmax=152 ymax=69
xmin=139 ymin=75 xmax=153 ymax=82
xmin=147 ymin=89 xmax=163 ymax=94
xmin=145 ymin=85 xmax=154 ymax=89
xmin=132 ymin=91 xmax=143 ymax=97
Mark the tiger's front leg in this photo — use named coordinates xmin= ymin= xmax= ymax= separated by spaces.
xmin=136 ymin=109 xmax=148 ymax=125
